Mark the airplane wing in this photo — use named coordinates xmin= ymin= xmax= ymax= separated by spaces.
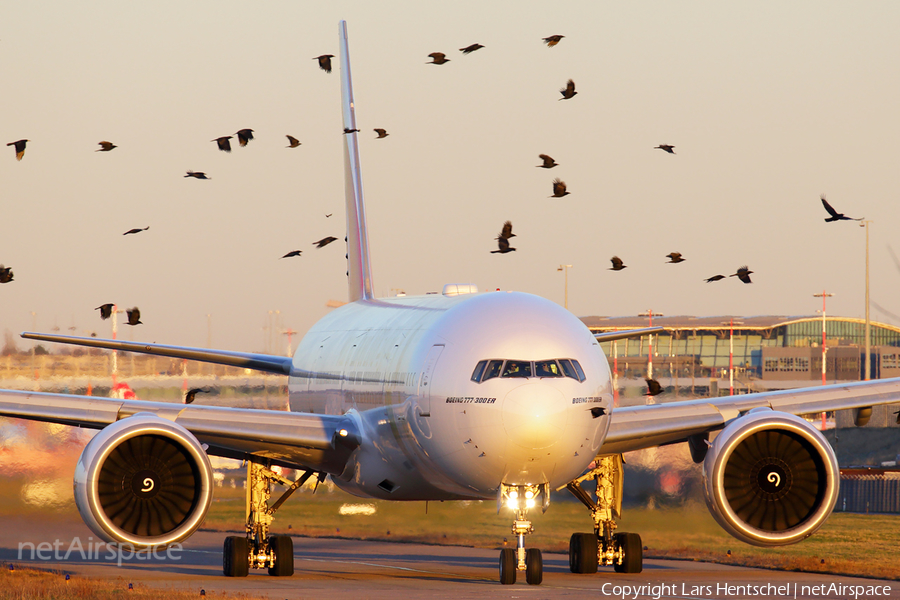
xmin=594 ymin=326 xmax=665 ymax=342
xmin=601 ymin=377 xmax=900 ymax=455
xmin=0 ymin=389 xmax=360 ymax=474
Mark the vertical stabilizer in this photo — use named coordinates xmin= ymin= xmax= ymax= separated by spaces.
xmin=339 ymin=20 xmax=375 ymax=302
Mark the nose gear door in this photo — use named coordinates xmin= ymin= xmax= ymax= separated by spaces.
xmin=417 ymin=344 xmax=444 ymax=417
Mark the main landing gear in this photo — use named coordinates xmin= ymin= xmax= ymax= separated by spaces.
xmin=497 ymin=483 xmax=548 ymax=585
xmin=223 ymin=461 xmax=323 ymax=577
xmin=564 ymin=454 xmax=643 ymax=574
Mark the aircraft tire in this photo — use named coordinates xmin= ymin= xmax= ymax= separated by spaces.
xmin=569 ymin=532 xmax=598 ymax=574
xmin=499 ymin=548 xmax=517 ymax=585
xmin=267 ymin=535 xmax=294 ymax=576
xmin=525 ymin=548 xmax=542 ymax=585
xmin=223 ymin=536 xmax=249 ymax=577
xmin=613 ymin=532 xmax=643 ymax=574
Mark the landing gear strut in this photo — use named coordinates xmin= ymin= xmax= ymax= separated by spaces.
xmin=564 ymin=454 xmax=642 ymax=574
xmin=223 ymin=461 xmax=322 ymax=577
xmin=497 ymin=483 xmax=548 ymax=585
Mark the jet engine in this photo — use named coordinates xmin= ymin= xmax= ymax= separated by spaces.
xmin=703 ymin=408 xmax=838 ymax=546
xmin=74 ymin=413 xmax=214 ymax=547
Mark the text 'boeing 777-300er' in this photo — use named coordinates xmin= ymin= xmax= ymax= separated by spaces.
xmin=2 ymin=21 xmax=900 ymax=586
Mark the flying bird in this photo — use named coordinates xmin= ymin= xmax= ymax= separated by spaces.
xmin=96 ymin=141 xmax=117 ymax=152
xmin=559 ymin=79 xmax=577 ymax=100
xmin=286 ymin=135 xmax=301 ymax=148
xmin=498 ymin=220 xmax=516 ymax=240
xmin=325 ymin=213 xmax=333 ymax=218
xmin=314 ymin=236 xmax=338 ymax=248
xmin=704 ymin=274 xmax=726 ymax=283
xmin=536 ymin=154 xmax=557 ymax=168
xmin=314 ymin=54 xmax=334 ymax=73
xmin=609 ymin=256 xmax=627 ymax=271
xmin=645 ymin=378 xmax=664 ymax=396
xmin=550 ymin=178 xmax=570 ymax=198
xmin=184 ymin=388 xmax=209 ymax=405
xmin=543 ymin=35 xmax=565 ymax=47
xmin=212 ymin=136 xmax=232 ymax=152
xmin=730 ymin=266 xmax=753 ymax=284
xmin=666 ymin=252 xmax=685 ymax=264
xmin=427 ymin=52 xmax=450 ymax=65
xmin=125 ymin=307 xmax=142 ymax=326
xmin=343 ymin=128 xmax=360 ymax=134
xmin=7 ymin=139 xmax=28 ymax=161
xmin=491 ymin=236 xmax=516 ymax=254
xmin=281 ymin=250 xmax=302 ymax=259
xmin=95 ymin=304 xmax=114 ymax=320
xmin=123 ymin=226 xmax=149 ymax=235
xmin=0 ymin=265 xmax=13 ymax=284
xmin=374 ymin=128 xmax=389 ymax=139
xmin=185 ymin=170 xmax=210 ymax=179
xmin=236 ymin=129 xmax=254 ymax=147
xmin=655 ymin=144 xmax=675 ymax=154
xmin=459 ymin=43 xmax=484 ymax=54
xmin=821 ymin=194 xmax=862 ymax=222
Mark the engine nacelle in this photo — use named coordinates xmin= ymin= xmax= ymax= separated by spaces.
xmin=703 ymin=408 xmax=838 ymax=547
xmin=74 ymin=413 xmax=214 ymax=548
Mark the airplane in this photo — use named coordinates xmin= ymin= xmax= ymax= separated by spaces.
xmin=2 ymin=20 xmax=900 ymax=586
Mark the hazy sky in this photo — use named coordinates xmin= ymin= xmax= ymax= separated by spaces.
xmin=2 ymin=2 xmax=899 ymax=355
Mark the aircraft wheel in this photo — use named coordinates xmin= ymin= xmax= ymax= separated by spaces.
xmin=267 ymin=535 xmax=294 ymax=576
xmin=525 ymin=548 xmax=542 ymax=585
xmin=569 ymin=532 xmax=598 ymax=574
xmin=223 ymin=536 xmax=249 ymax=577
xmin=499 ymin=548 xmax=517 ymax=585
xmin=613 ymin=532 xmax=643 ymax=574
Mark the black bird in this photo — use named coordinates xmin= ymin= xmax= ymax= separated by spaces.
xmin=212 ymin=136 xmax=232 ymax=152
xmin=343 ymin=128 xmax=360 ymax=135
xmin=374 ymin=128 xmax=389 ymax=139
xmin=314 ymin=54 xmax=334 ymax=73
xmin=536 ymin=154 xmax=557 ymax=168
xmin=645 ymin=378 xmax=663 ymax=396
xmin=427 ymin=52 xmax=450 ymax=65
xmin=459 ymin=43 xmax=484 ymax=54
xmin=0 ymin=265 xmax=13 ymax=284
xmin=821 ymin=194 xmax=862 ymax=222
xmin=550 ymin=178 xmax=570 ymax=198
xmin=730 ymin=266 xmax=753 ymax=284
xmin=559 ymin=79 xmax=577 ymax=100
xmin=655 ymin=144 xmax=675 ymax=154
xmin=184 ymin=388 xmax=209 ymax=405
xmin=95 ymin=303 xmax=114 ymax=320
xmin=281 ymin=250 xmax=302 ymax=258
xmin=125 ymin=307 xmax=142 ymax=326
xmin=96 ymin=141 xmax=117 ymax=152
xmin=491 ymin=236 xmax=516 ymax=254
xmin=314 ymin=236 xmax=338 ymax=248
xmin=325 ymin=213 xmax=333 ymax=218
xmin=185 ymin=170 xmax=210 ymax=179
xmin=236 ymin=129 xmax=254 ymax=147
xmin=7 ymin=139 xmax=28 ymax=161
xmin=704 ymin=274 xmax=726 ymax=283
xmin=286 ymin=135 xmax=301 ymax=148
xmin=123 ymin=226 xmax=149 ymax=235
xmin=666 ymin=252 xmax=685 ymax=263
xmin=609 ymin=256 xmax=627 ymax=271
xmin=498 ymin=220 xmax=516 ymax=240
xmin=543 ymin=35 xmax=565 ymax=47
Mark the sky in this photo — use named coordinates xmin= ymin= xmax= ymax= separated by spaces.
xmin=2 ymin=1 xmax=899 ymax=355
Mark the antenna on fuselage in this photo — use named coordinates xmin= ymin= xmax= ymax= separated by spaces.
xmin=339 ymin=20 xmax=375 ymax=302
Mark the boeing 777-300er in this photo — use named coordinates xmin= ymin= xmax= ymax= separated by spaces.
xmin=2 ymin=21 xmax=900 ymax=586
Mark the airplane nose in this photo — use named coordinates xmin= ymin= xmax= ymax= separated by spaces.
xmin=501 ymin=383 xmax=568 ymax=450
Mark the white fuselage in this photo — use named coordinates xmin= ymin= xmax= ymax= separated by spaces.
xmin=288 ymin=290 xmax=613 ymax=501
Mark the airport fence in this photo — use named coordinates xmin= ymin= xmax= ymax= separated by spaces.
xmin=836 ymin=469 xmax=900 ymax=514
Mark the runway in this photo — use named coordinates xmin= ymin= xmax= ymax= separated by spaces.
xmin=0 ymin=517 xmax=896 ymax=599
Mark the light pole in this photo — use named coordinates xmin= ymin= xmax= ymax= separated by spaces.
xmin=813 ymin=291 xmax=833 ymax=385
xmin=557 ymin=265 xmax=572 ymax=310
xmin=638 ymin=310 xmax=662 ymax=379
xmin=721 ymin=319 xmax=743 ymax=396
xmin=860 ymin=220 xmax=872 ymax=380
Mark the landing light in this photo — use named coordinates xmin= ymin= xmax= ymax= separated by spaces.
xmin=526 ymin=499 xmax=535 ymax=509
xmin=338 ymin=429 xmax=349 ymax=437
xmin=524 ymin=490 xmax=534 ymax=500
xmin=509 ymin=490 xmax=519 ymax=500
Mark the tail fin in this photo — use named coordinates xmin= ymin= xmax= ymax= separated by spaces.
xmin=339 ymin=20 xmax=375 ymax=302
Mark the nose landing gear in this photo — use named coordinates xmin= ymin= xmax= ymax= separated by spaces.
xmin=497 ymin=483 xmax=547 ymax=585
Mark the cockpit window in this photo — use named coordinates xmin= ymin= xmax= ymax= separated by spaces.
xmin=572 ymin=360 xmax=586 ymax=382
xmin=482 ymin=359 xmax=504 ymax=382
xmin=559 ymin=359 xmax=578 ymax=380
xmin=535 ymin=360 xmax=563 ymax=378
xmin=471 ymin=360 xmax=488 ymax=382
xmin=502 ymin=360 xmax=532 ymax=378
